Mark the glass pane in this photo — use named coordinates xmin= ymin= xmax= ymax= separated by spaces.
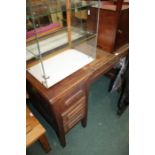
xmin=70 ymin=1 xmax=99 ymax=58
xmin=26 ymin=0 xmax=100 ymax=88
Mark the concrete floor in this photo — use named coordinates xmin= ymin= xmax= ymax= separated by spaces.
xmin=27 ymin=76 xmax=129 ymax=155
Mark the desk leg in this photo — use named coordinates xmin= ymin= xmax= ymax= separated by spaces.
xmin=81 ymin=89 xmax=88 ymax=128
xmin=58 ymin=133 xmax=66 ymax=147
xmin=39 ymin=134 xmax=51 ymax=153
xmin=81 ymin=117 xmax=87 ymax=127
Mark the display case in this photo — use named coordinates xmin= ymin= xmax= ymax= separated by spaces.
xmin=26 ymin=0 xmax=100 ymax=88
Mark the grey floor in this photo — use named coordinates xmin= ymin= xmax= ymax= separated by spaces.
xmin=27 ymin=76 xmax=129 ymax=155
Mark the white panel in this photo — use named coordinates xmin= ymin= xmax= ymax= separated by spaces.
xmin=28 ymin=49 xmax=94 ymax=88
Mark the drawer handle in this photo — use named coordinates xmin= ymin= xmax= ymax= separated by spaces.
xmin=65 ymin=90 xmax=84 ymax=106
xmin=118 ymin=29 xmax=123 ymax=34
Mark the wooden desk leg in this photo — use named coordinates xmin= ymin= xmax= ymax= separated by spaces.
xmin=81 ymin=117 xmax=87 ymax=127
xmin=39 ymin=134 xmax=51 ymax=153
xmin=58 ymin=133 xmax=66 ymax=147
xmin=81 ymin=89 xmax=88 ymax=128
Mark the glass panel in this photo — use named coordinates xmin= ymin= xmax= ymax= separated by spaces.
xmin=70 ymin=2 xmax=99 ymax=58
xmin=26 ymin=0 xmax=100 ymax=88
xmin=26 ymin=0 xmax=69 ymax=58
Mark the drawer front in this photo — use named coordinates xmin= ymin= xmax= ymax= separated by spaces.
xmin=61 ymin=97 xmax=86 ymax=133
xmin=115 ymin=10 xmax=129 ymax=49
xmin=97 ymin=10 xmax=117 ymax=52
xmin=56 ymin=88 xmax=85 ymax=113
xmin=64 ymin=89 xmax=84 ymax=107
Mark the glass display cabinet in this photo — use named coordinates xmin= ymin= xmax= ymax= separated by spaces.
xmin=26 ymin=0 xmax=100 ymax=88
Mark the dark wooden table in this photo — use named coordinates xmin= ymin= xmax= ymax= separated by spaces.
xmin=27 ymin=44 xmax=129 ymax=147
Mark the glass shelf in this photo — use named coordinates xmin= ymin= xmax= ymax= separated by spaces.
xmin=26 ymin=1 xmax=98 ymax=19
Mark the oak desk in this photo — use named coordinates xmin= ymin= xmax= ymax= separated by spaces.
xmin=27 ymin=44 xmax=129 ymax=147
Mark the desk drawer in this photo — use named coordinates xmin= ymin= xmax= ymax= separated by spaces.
xmin=55 ymin=88 xmax=85 ymax=113
xmin=61 ymin=97 xmax=85 ymax=133
xmin=64 ymin=89 xmax=84 ymax=107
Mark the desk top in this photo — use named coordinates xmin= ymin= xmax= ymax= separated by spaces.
xmin=27 ymin=44 xmax=129 ymax=103
xmin=26 ymin=106 xmax=45 ymax=147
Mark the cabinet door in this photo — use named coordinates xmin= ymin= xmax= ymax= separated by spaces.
xmin=97 ymin=10 xmax=118 ymax=52
xmin=115 ymin=9 xmax=129 ymax=49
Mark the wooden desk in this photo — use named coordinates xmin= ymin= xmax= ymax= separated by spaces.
xmin=27 ymin=44 xmax=129 ymax=147
xmin=26 ymin=106 xmax=51 ymax=152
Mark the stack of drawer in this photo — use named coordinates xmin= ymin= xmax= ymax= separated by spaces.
xmin=62 ymin=96 xmax=86 ymax=133
xmin=57 ymin=89 xmax=86 ymax=133
xmin=27 ymin=73 xmax=88 ymax=146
